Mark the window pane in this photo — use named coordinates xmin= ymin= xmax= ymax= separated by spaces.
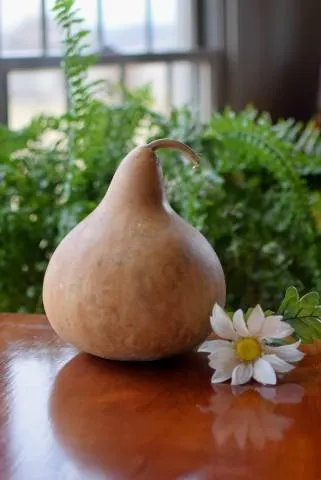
xmin=125 ymin=63 xmax=169 ymax=113
xmin=170 ymin=61 xmax=212 ymax=118
xmin=171 ymin=62 xmax=194 ymax=108
xmin=199 ymin=62 xmax=213 ymax=121
xmin=0 ymin=0 xmax=194 ymax=57
xmin=151 ymin=0 xmax=193 ymax=51
xmin=102 ymin=0 xmax=146 ymax=53
xmin=46 ymin=0 xmax=63 ymax=54
xmin=9 ymin=70 xmax=65 ymax=129
xmin=1 ymin=0 xmax=41 ymax=56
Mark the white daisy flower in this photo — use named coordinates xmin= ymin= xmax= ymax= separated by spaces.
xmin=199 ymin=304 xmax=305 ymax=386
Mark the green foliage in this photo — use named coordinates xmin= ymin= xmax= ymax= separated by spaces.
xmin=151 ymin=106 xmax=321 ymax=309
xmin=0 ymin=0 xmax=153 ymax=311
xmin=0 ymin=89 xmax=153 ymax=312
xmin=278 ymin=286 xmax=321 ymax=343
xmin=52 ymin=0 xmax=154 ymax=238
xmin=0 ymin=0 xmax=321 ymax=313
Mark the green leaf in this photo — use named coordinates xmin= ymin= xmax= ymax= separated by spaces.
xmin=290 ymin=317 xmax=321 ymax=344
xmin=300 ymin=291 xmax=320 ymax=306
xmin=278 ymin=286 xmax=299 ymax=315
xmin=277 ymin=286 xmax=321 ymax=343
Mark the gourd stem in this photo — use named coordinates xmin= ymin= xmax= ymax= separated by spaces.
xmin=147 ymin=138 xmax=200 ymax=167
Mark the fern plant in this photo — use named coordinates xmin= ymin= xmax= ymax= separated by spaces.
xmin=0 ymin=0 xmax=321 ymax=315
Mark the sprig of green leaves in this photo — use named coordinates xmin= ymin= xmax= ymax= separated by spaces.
xmin=228 ymin=286 xmax=321 ymax=345
xmin=278 ymin=286 xmax=321 ymax=343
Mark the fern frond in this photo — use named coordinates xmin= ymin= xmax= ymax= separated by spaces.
xmin=204 ymin=108 xmax=316 ymax=230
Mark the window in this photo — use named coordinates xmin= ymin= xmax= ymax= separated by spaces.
xmin=0 ymin=0 xmax=223 ymax=126
xmin=1 ymin=0 xmax=42 ymax=56
xmin=9 ymin=69 xmax=65 ymax=129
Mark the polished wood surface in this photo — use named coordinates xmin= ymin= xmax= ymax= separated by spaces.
xmin=0 ymin=313 xmax=321 ymax=480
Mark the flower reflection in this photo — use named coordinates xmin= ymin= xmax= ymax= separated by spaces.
xmin=199 ymin=383 xmax=304 ymax=450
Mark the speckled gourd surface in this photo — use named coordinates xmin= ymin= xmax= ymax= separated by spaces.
xmin=43 ymin=139 xmax=226 ymax=360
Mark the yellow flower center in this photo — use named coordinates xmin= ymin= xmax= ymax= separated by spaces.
xmin=235 ymin=337 xmax=262 ymax=362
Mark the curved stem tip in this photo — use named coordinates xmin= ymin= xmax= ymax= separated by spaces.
xmin=147 ymin=138 xmax=200 ymax=168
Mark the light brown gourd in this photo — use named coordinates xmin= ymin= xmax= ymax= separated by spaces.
xmin=43 ymin=139 xmax=226 ymax=360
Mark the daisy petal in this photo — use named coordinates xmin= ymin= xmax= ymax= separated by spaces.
xmin=231 ymin=363 xmax=253 ymax=385
xmin=210 ymin=304 xmax=238 ymax=340
xmin=271 ymin=324 xmax=294 ymax=339
xmin=253 ymin=358 xmax=277 ymax=385
xmin=259 ymin=317 xmax=294 ymax=339
xmin=247 ymin=305 xmax=265 ymax=336
xmin=233 ymin=309 xmax=249 ymax=337
xmin=264 ymin=341 xmax=304 ymax=362
xmin=211 ymin=370 xmax=233 ymax=384
xmin=262 ymin=354 xmax=295 ymax=373
xmin=209 ymin=347 xmax=237 ymax=369
xmin=210 ymin=354 xmax=239 ymax=383
xmin=198 ymin=339 xmax=231 ymax=354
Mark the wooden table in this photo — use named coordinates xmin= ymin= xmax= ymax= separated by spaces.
xmin=0 ymin=314 xmax=321 ymax=480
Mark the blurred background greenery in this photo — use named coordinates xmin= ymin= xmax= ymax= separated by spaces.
xmin=0 ymin=0 xmax=321 ymax=312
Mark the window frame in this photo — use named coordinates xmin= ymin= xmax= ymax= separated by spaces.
xmin=0 ymin=0 xmax=225 ymax=126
